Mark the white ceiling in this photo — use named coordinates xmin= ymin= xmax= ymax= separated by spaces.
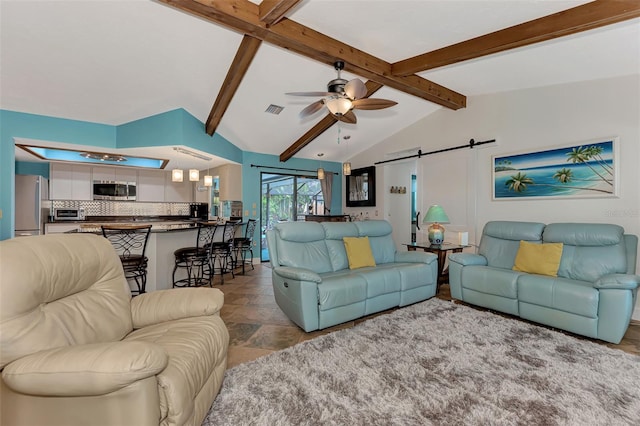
xmin=2 ymin=0 xmax=639 ymax=170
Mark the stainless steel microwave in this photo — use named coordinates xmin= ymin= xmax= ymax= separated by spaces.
xmin=93 ymin=181 xmax=136 ymax=201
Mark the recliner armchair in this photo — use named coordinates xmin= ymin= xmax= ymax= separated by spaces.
xmin=0 ymin=234 xmax=229 ymax=426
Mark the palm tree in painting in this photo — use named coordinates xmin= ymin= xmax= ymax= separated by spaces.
xmin=566 ymin=146 xmax=612 ymax=186
xmin=505 ymin=168 xmax=612 ymax=195
xmin=585 ymin=145 xmax=613 ymax=174
xmin=553 ymin=168 xmax=573 ymax=183
xmin=505 ymin=172 xmax=534 ymax=192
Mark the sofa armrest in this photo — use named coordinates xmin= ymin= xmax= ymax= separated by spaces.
xmin=448 ymin=253 xmax=488 ymax=267
xmin=2 ymin=341 xmax=167 ymax=397
xmin=131 ymin=287 xmax=224 ymax=329
xmin=273 ymin=266 xmax=322 ymax=283
xmin=594 ymin=274 xmax=640 ymax=290
xmin=395 ymin=251 xmax=437 ymax=264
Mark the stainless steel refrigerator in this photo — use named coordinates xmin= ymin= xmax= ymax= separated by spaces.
xmin=15 ymin=175 xmax=49 ymax=237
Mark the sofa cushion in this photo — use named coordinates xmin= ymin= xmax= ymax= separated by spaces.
xmin=513 ymin=241 xmax=563 ymax=277
xmin=0 ymin=234 xmax=133 ymax=368
xmin=343 ymin=237 xmax=376 ymax=269
xmin=479 ymin=221 xmax=545 ymax=269
xmin=355 ymin=221 xmax=396 ymax=264
xmin=274 ymin=222 xmax=333 ymax=274
xmin=323 ymin=223 xmax=359 ymax=271
xmin=317 ymin=273 xmax=367 ymax=311
xmin=356 ymin=266 xmax=401 ymax=298
xmin=462 ymin=266 xmax=522 ymax=299
xmin=518 ymin=275 xmax=598 ymax=318
xmin=544 ymin=223 xmax=628 ymax=282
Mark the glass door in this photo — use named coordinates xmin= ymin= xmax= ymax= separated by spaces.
xmin=260 ymin=172 xmax=323 ymax=262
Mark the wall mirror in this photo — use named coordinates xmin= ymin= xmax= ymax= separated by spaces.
xmin=346 ymin=166 xmax=376 ymax=207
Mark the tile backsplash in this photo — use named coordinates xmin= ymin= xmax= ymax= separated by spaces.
xmin=50 ymin=200 xmax=192 ymax=217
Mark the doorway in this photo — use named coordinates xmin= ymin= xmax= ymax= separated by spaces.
xmin=384 ymin=160 xmax=417 ymax=250
xmin=260 ymin=172 xmax=323 ymax=262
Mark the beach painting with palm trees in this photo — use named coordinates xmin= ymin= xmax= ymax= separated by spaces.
xmin=493 ymin=138 xmax=617 ymax=200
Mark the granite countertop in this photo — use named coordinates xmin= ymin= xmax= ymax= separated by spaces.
xmin=57 ymin=216 xmax=203 ymax=233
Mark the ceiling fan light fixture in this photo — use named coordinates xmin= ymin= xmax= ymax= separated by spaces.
xmin=325 ymin=95 xmax=352 ymax=116
xmin=172 ymin=168 xmax=184 ymax=182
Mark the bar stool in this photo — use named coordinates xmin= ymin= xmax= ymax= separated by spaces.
xmin=209 ymin=221 xmax=241 ymax=284
xmin=172 ymin=222 xmax=218 ymax=288
xmin=101 ymin=224 xmax=152 ymax=295
xmin=233 ymin=219 xmax=257 ymax=274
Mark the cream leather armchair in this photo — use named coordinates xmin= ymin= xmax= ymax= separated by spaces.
xmin=0 ymin=234 xmax=229 ymax=426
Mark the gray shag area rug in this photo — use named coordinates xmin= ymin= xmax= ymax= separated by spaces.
xmin=203 ymin=299 xmax=640 ymax=425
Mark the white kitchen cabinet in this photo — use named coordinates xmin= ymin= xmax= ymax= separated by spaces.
xmin=92 ymin=166 xmax=137 ymax=183
xmin=217 ymin=164 xmax=242 ymax=201
xmin=45 ymin=223 xmax=80 ymax=234
xmin=49 ymin=163 xmax=92 ymax=200
xmin=138 ymin=169 xmax=167 ymax=202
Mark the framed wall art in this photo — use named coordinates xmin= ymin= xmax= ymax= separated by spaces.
xmin=346 ymin=166 xmax=376 ymax=207
xmin=493 ymin=137 xmax=618 ymax=200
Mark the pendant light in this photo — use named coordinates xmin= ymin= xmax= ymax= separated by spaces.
xmin=317 ymin=168 xmax=325 ymax=180
xmin=204 ymin=172 xmax=213 ymax=187
xmin=342 ymin=131 xmax=351 ymax=176
xmin=172 ymin=167 xmax=183 ymax=182
xmin=189 ymin=169 xmax=200 ymax=182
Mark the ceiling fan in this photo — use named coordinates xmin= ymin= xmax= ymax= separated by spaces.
xmin=286 ymin=61 xmax=397 ymax=124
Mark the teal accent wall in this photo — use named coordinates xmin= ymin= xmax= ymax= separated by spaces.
xmin=15 ymin=162 xmax=50 ymax=178
xmin=1 ymin=108 xmax=334 ymax=240
xmin=1 ymin=110 xmax=115 ymax=240
xmin=241 ymin=152 xmax=343 ymax=222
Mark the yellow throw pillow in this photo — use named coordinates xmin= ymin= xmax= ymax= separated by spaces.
xmin=343 ymin=236 xmax=376 ymax=270
xmin=513 ymin=240 xmax=563 ymax=277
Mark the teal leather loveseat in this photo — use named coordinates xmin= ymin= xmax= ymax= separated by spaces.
xmin=266 ymin=220 xmax=438 ymax=332
xmin=449 ymin=221 xmax=639 ymax=343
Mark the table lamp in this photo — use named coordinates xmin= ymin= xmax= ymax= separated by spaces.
xmin=423 ymin=205 xmax=450 ymax=246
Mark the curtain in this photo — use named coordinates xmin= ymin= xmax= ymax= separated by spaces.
xmin=320 ymin=171 xmax=333 ymax=214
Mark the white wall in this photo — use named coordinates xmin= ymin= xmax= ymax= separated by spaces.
xmin=349 ymin=75 xmax=640 ymax=319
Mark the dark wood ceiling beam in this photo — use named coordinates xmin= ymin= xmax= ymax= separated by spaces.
xmin=259 ymin=0 xmax=302 ymax=26
xmin=392 ymin=0 xmax=640 ymax=76
xmin=280 ymin=81 xmax=384 ymax=162
xmin=205 ymin=35 xmax=262 ymax=136
xmin=158 ymin=0 xmax=466 ymax=110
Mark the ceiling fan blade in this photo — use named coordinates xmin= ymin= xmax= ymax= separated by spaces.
xmin=330 ymin=110 xmax=357 ymax=124
xmin=351 ymin=98 xmax=398 ymax=110
xmin=286 ymin=91 xmax=332 ymax=97
xmin=300 ymin=100 xmax=325 ymax=118
xmin=344 ymin=78 xmax=367 ymax=100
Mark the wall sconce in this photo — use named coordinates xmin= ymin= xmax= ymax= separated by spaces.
xmin=172 ymin=168 xmax=184 ymax=182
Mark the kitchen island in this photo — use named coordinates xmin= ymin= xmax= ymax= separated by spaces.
xmin=51 ymin=218 xmax=233 ymax=292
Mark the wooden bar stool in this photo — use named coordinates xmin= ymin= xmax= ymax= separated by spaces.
xmin=101 ymin=224 xmax=152 ymax=295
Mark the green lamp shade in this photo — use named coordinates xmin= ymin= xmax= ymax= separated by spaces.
xmin=423 ymin=205 xmax=449 ymax=246
xmin=423 ymin=205 xmax=450 ymax=224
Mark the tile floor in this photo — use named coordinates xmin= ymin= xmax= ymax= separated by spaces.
xmin=213 ymin=264 xmax=640 ymax=368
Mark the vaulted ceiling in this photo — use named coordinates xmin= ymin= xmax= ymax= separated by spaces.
xmin=2 ymin=0 xmax=639 ymax=168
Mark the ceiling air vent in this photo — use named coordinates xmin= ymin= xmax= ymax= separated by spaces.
xmin=265 ymin=104 xmax=284 ymax=115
